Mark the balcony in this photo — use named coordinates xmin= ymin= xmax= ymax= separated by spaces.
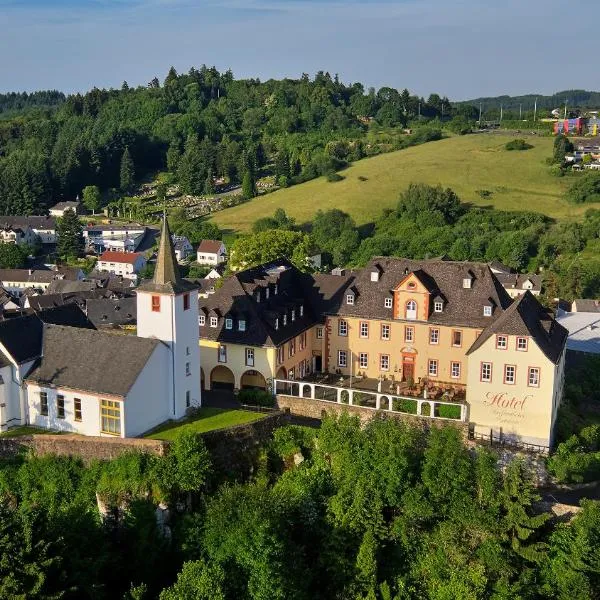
xmin=274 ymin=374 xmax=467 ymax=422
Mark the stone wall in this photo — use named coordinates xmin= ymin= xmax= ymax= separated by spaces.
xmin=276 ymin=395 xmax=468 ymax=437
xmin=0 ymin=434 xmax=168 ymax=462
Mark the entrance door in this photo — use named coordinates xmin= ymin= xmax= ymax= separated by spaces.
xmin=402 ymin=356 xmax=415 ymax=382
xmin=315 ymin=355 xmax=323 ymax=372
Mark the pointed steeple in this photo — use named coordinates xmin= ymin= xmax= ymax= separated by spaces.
xmin=154 ymin=216 xmax=180 ymax=287
xmin=137 ymin=215 xmax=198 ymax=295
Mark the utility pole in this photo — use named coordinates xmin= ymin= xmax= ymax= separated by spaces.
xmin=519 ymin=104 xmax=522 ymax=120
xmin=479 ymin=102 xmax=483 ymax=123
xmin=533 ymin=98 xmax=537 ymax=122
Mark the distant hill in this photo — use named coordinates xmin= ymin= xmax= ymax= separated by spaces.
xmin=460 ymin=90 xmax=600 ymax=113
xmin=0 ymin=90 xmax=66 ymax=118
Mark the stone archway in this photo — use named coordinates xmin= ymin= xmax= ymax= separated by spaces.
xmin=210 ymin=365 xmax=235 ymax=391
xmin=240 ymin=370 xmax=267 ymax=390
xmin=276 ymin=366 xmax=287 ymax=380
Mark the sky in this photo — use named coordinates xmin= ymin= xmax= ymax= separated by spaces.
xmin=1 ymin=0 xmax=598 ymax=101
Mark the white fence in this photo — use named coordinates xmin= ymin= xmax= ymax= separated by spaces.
xmin=274 ymin=379 xmax=468 ymax=422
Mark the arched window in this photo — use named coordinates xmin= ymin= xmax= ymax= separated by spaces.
xmin=405 ymin=300 xmax=417 ymax=320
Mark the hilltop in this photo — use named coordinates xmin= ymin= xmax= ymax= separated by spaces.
xmin=210 ymin=133 xmax=592 ymax=234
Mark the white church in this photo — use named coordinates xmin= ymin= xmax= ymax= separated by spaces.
xmin=0 ymin=220 xmax=202 ymax=438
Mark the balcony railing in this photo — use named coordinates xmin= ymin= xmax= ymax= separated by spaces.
xmin=274 ymin=379 xmax=468 ymax=422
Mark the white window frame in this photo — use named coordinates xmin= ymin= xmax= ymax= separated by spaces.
xmin=245 ymin=348 xmax=255 ymax=367
xmin=434 ymin=301 xmax=443 ymax=313
xmin=346 ymin=294 xmax=355 ymax=305
xmin=480 ymin=362 xmax=492 ymax=382
xmin=338 ymin=350 xmax=347 ymax=368
xmin=451 ymin=362 xmax=461 ymax=379
xmin=384 ymin=297 xmax=393 ymax=308
xmin=360 ymin=322 xmax=369 ymax=338
xmin=199 ymin=315 xmax=205 ymax=326
xmin=496 ymin=335 xmax=507 ymax=349
xmin=428 ymin=359 xmax=438 ymax=377
xmin=483 ymin=305 xmax=492 ymax=317
xmin=405 ymin=300 xmax=417 ymax=320
xmin=381 ymin=324 xmax=390 ymax=340
xmin=239 ymin=319 xmax=246 ymax=331
xmin=338 ymin=320 xmax=348 ymax=336
xmin=316 ymin=327 xmax=323 ymax=339
xmin=429 ymin=328 xmax=439 ymax=345
xmin=210 ymin=316 xmax=218 ymax=328
xmin=504 ymin=364 xmax=516 ymax=385
xmin=218 ymin=345 xmax=227 ymax=363
xmin=517 ymin=337 xmax=528 ymax=351
xmin=359 ymin=353 xmax=368 ymax=369
xmin=404 ymin=326 xmax=414 ymax=343
xmin=528 ymin=367 xmax=540 ymax=387
xmin=380 ymin=354 xmax=390 ymax=371
xmin=225 ymin=318 xmax=233 ymax=330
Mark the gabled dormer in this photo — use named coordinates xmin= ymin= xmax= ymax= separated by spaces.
xmin=393 ymin=270 xmax=434 ymax=321
xmin=462 ymin=269 xmax=475 ymax=289
xmin=346 ymin=286 xmax=358 ymax=306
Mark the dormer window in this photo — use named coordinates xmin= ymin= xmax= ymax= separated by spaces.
xmin=346 ymin=294 xmax=354 ymax=305
xmin=199 ymin=315 xmax=205 ymax=326
xmin=300 ymin=305 xmax=304 ymax=317
xmin=405 ymin=300 xmax=417 ymax=320
xmin=483 ymin=305 xmax=492 ymax=317
xmin=370 ymin=271 xmax=380 ymax=282
xmin=384 ymin=297 xmax=392 ymax=308
xmin=463 ymin=277 xmax=472 ymax=289
xmin=265 ymin=287 xmax=270 ymax=299
xmin=291 ymin=309 xmax=296 ymax=322
xmin=210 ymin=316 xmax=218 ymax=328
xmin=239 ymin=319 xmax=246 ymax=331
xmin=434 ymin=301 xmax=443 ymax=313
xmin=283 ymin=314 xmax=287 ymax=326
xmin=275 ymin=318 xmax=279 ymax=330
xmin=225 ymin=318 xmax=233 ymax=330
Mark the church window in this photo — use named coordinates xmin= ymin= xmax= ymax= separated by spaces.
xmin=152 ymin=296 xmax=161 ymax=312
xmin=183 ymin=293 xmax=190 ymax=311
xmin=101 ymin=399 xmax=121 ymax=435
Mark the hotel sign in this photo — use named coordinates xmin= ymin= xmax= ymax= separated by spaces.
xmin=482 ymin=391 xmax=533 ymax=426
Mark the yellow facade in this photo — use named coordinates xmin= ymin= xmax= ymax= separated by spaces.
xmin=466 ymin=333 xmax=565 ymax=448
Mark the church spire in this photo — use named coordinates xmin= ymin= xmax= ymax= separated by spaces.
xmin=154 ymin=216 xmax=180 ymax=287
xmin=137 ymin=215 xmax=198 ymax=295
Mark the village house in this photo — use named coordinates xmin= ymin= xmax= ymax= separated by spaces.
xmin=556 ymin=299 xmax=600 ymax=355
xmin=196 ymin=240 xmax=227 ymax=266
xmin=488 ymin=261 xmax=542 ymax=298
xmin=49 ymin=201 xmax=81 ymax=217
xmin=0 ymin=269 xmax=67 ymax=296
xmin=172 ymin=235 xmax=194 ymax=262
xmin=201 ymin=257 xmax=567 ymax=450
xmin=0 ymin=220 xmax=201 ymax=437
xmin=0 ymin=216 xmax=57 ymax=244
xmin=0 ymin=224 xmax=37 ymax=247
xmin=84 ymin=224 xmax=147 ymax=253
xmin=96 ymin=251 xmax=147 ymax=280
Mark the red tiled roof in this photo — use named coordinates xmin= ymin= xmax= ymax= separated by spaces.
xmin=197 ymin=240 xmax=223 ymax=254
xmin=98 ymin=251 xmax=144 ymax=264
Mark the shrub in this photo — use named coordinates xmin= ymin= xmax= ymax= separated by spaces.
xmin=271 ymin=425 xmax=317 ymax=459
xmin=505 ymin=139 xmax=533 ymax=151
xmin=326 ymin=171 xmax=344 ymax=182
xmin=392 ymin=398 xmax=418 ymax=414
xmin=565 ymin=172 xmax=600 ymax=203
xmin=237 ymin=388 xmax=275 ymax=407
xmin=437 ymin=404 xmax=462 ymax=420
xmin=549 ymin=164 xmax=565 ymax=177
xmin=547 ymin=425 xmax=600 ymax=483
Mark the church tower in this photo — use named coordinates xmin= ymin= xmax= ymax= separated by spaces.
xmin=136 ymin=218 xmax=201 ymax=419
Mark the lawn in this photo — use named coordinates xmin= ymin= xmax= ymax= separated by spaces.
xmin=0 ymin=426 xmax=60 ymax=438
xmin=210 ymin=134 xmax=599 ymax=234
xmin=144 ymin=407 xmax=266 ymax=441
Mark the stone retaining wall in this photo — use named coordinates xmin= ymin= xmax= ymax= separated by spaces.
xmin=276 ymin=395 xmax=468 ymax=436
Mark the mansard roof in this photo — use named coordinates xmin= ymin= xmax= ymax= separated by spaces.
xmin=335 ymin=257 xmax=512 ymax=328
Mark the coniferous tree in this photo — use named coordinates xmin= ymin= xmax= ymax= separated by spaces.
xmin=119 ymin=146 xmax=135 ymax=193
xmin=241 ymin=170 xmax=256 ymax=200
xmin=166 ymin=140 xmax=182 ymax=174
xmin=204 ymin=169 xmax=215 ymax=195
xmin=56 ymin=209 xmax=84 ymax=259
xmin=178 ymin=135 xmax=205 ymax=195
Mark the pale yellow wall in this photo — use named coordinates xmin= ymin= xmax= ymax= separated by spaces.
xmin=327 ymin=316 xmax=479 ymax=386
xmin=466 ymin=334 xmax=564 ymax=447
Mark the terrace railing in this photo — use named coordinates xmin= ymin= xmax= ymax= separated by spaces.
xmin=274 ymin=379 xmax=468 ymax=423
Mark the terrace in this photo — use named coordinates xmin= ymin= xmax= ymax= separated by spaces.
xmin=274 ymin=374 xmax=467 ymax=422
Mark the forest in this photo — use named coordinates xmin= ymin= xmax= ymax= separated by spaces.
xmin=0 ymin=66 xmax=463 ymax=216
xmin=1 ymin=416 xmax=599 ymax=600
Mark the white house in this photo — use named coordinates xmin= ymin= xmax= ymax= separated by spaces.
xmin=96 ymin=252 xmax=147 ymax=280
xmin=0 ymin=216 xmax=57 ymax=244
xmin=84 ymin=224 xmax=147 ymax=253
xmin=50 ymin=201 xmax=81 ymax=217
xmin=172 ymin=235 xmax=194 ymax=262
xmin=197 ymin=240 xmax=226 ymax=266
xmin=0 ymin=225 xmax=37 ymax=247
xmin=0 ymin=269 xmax=63 ymax=296
xmin=0 ymin=220 xmax=202 ymax=437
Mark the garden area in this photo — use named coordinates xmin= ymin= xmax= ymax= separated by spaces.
xmin=144 ymin=407 xmax=267 ymax=441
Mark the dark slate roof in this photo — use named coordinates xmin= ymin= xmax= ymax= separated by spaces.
xmin=336 ymin=257 xmax=512 ymax=328
xmin=26 ymin=325 xmax=160 ymax=397
xmin=494 ymin=272 xmax=542 ymax=292
xmin=199 ymin=259 xmax=351 ymax=347
xmin=46 ymin=279 xmax=99 ymax=294
xmin=0 ymin=305 xmax=94 ymax=366
xmin=86 ymin=297 xmax=137 ymax=327
xmin=573 ymin=299 xmax=600 ymax=313
xmin=0 ymin=215 xmax=57 ymax=231
xmin=0 ymin=269 xmax=60 ymax=284
xmin=467 ymin=291 xmax=568 ymax=364
xmin=85 ymin=223 xmax=146 ymax=233
xmin=137 ymin=218 xmax=197 ymax=295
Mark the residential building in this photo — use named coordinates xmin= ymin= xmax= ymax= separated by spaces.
xmin=49 ymin=201 xmax=81 ymax=217
xmin=172 ymin=235 xmax=194 ymax=261
xmin=199 ymin=259 xmax=351 ymax=392
xmin=205 ymin=264 xmax=226 ymax=279
xmin=197 ymin=240 xmax=226 ymax=266
xmin=96 ymin=252 xmax=147 ymax=280
xmin=0 ymin=269 xmax=65 ymax=295
xmin=571 ymin=299 xmax=600 ymax=313
xmin=202 ymin=256 xmax=567 ymax=449
xmin=84 ymin=224 xmax=147 ymax=253
xmin=0 ymin=225 xmax=37 ymax=247
xmin=86 ymin=296 xmax=137 ymax=329
xmin=0 ymin=216 xmax=57 ymax=244
xmin=0 ymin=220 xmax=201 ymax=436
xmin=488 ymin=262 xmax=541 ymax=298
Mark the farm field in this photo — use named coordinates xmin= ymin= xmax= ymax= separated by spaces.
xmin=210 ymin=133 xmax=598 ymax=233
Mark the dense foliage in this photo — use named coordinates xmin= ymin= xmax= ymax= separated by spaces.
xmin=505 ymin=139 xmax=534 ymax=151
xmin=0 ymin=68 xmax=456 ymax=216
xmin=2 ymin=418 xmax=599 ymax=599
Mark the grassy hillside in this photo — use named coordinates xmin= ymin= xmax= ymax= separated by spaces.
xmin=211 ymin=134 xmax=596 ymax=233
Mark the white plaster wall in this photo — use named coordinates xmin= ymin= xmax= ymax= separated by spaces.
xmin=124 ymin=344 xmax=172 ymax=437
xmin=26 ymin=383 xmax=123 ymax=436
xmin=0 ymin=365 xmax=21 ymax=430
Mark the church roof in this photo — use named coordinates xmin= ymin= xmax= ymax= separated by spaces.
xmin=137 ymin=218 xmax=197 ymax=295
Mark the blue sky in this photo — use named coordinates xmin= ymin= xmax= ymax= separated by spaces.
xmin=1 ymin=0 xmax=598 ymax=100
